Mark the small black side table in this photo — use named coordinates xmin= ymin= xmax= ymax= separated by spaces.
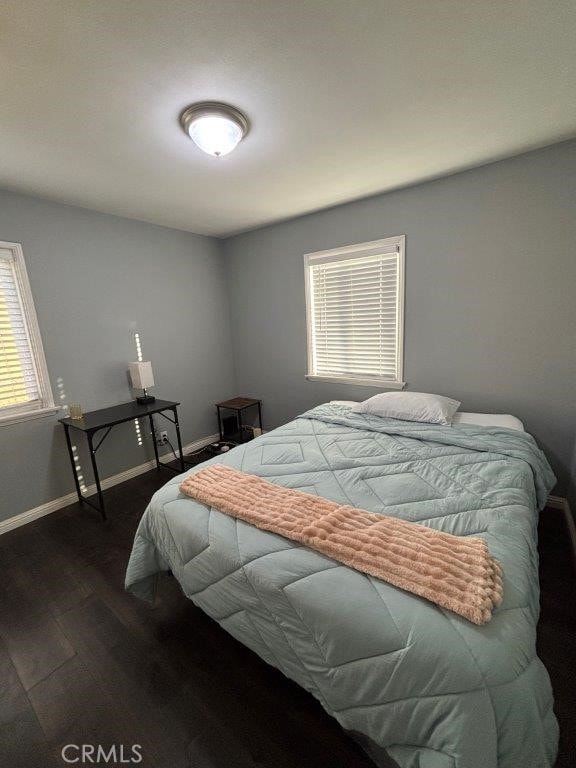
xmin=59 ymin=399 xmax=184 ymax=520
xmin=215 ymin=397 xmax=263 ymax=443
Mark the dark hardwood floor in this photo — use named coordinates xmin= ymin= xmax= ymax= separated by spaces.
xmin=0 ymin=462 xmax=574 ymax=768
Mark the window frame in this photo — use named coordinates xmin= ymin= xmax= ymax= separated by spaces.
xmin=0 ymin=240 xmax=56 ymax=425
xmin=304 ymin=235 xmax=406 ymax=389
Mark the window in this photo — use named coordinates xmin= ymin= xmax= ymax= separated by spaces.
xmin=304 ymin=236 xmax=405 ymax=388
xmin=0 ymin=241 xmax=55 ymax=424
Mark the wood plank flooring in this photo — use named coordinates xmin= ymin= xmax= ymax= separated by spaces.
xmin=0 ymin=463 xmax=574 ymax=768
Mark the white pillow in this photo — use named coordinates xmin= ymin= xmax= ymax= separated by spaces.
xmin=351 ymin=391 xmax=461 ymax=425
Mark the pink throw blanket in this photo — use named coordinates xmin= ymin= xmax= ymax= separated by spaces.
xmin=179 ymin=464 xmax=503 ymax=625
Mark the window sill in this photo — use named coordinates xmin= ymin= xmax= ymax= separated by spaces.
xmin=306 ymin=374 xmax=406 ymax=389
xmin=0 ymin=405 xmax=60 ymax=427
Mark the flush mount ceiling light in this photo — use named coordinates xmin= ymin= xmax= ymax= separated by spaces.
xmin=179 ymin=102 xmax=249 ymax=157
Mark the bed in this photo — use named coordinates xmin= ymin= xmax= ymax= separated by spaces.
xmin=126 ymin=403 xmax=558 ymax=768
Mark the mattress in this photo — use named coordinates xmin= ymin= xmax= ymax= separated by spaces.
xmin=330 ymin=401 xmax=525 ymax=431
xmin=126 ymin=403 xmax=558 ymax=768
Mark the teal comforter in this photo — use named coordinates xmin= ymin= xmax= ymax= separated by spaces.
xmin=126 ymin=404 xmax=558 ymax=768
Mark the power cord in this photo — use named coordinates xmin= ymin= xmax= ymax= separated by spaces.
xmin=165 ymin=436 xmax=210 ymax=468
xmin=164 ymin=436 xmax=179 ymax=464
xmin=150 ymin=417 xmax=197 ymax=468
xmin=152 ymin=416 xmax=237 ymax=468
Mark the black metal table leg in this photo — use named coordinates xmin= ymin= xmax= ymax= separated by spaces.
xmin=87 ymin=431 xmax=107 ymax=521
xmin=173 ymin=407 xmax=185 ymax=472
xmin=64 ymin=424 xmax=83 ymax=505
xmin=217 ymin=406 xmax=223 ymax=441
xmin=149 ymin=414 xmax=161 ymax=470
xmin=257 ymin=401 xmax=263 ymax=434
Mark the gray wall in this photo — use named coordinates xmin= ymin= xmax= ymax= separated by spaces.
xmin=0 ymin=191 xmax=235 ymax=521
xmin=223 ymin=140 xmax=576 ymax=494
xmin=2 ymin=139 xmax=575 ymax=523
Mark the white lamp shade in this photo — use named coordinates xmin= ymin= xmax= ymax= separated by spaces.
xmin=129 ymin=361 xmax=154 ymax=390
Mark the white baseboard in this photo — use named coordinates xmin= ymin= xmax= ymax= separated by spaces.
xmin=0 ymin=433 xmax=219 ymax=536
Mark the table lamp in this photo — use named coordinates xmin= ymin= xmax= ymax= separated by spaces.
xmin=128 ymin=361 xmax=156 ymax=405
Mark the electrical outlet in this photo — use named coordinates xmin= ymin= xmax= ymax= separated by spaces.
xmin=157 ymin=430 xmax=168 ymax=445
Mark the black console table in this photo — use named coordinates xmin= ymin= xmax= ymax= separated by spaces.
xmin=59 ymin=399 xmax=184 ymax=520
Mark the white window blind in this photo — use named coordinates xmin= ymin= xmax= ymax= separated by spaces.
xmin=0 ymin=242 xmax=54 ymax=422
xmin=304 ymin=236 xmax=405 ymax=388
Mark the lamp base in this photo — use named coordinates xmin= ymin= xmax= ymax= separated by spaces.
xmin=136 ymin=395 xmax=156 ymax=405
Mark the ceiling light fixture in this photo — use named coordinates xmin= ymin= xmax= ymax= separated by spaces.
xmin=179 ymin=102 xmax=249 ymax=157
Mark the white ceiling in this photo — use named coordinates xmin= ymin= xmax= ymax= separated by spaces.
xmin=1 ymin=1 xmax=575 ymax=237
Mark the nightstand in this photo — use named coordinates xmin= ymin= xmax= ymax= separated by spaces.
xmin=215 ymin=397 xmax=263 ymax=443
